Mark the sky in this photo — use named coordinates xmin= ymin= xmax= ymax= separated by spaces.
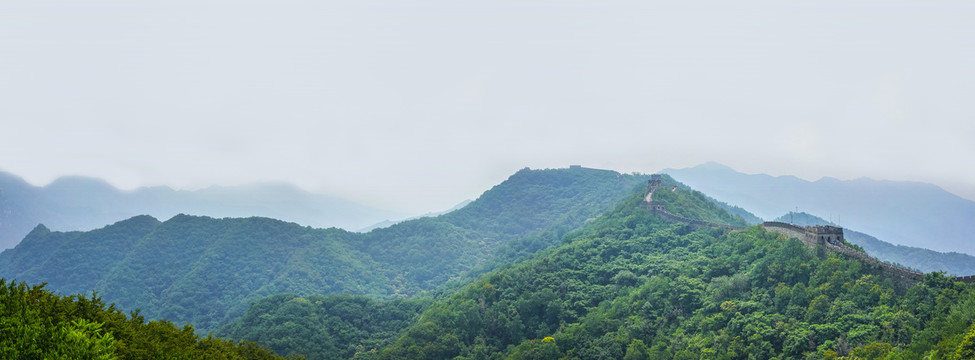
xmin=1 ymin=1 xmax=974 ymax=215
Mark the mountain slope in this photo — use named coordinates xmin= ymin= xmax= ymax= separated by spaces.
xmin=0 ymin=167 xmax=649 ymax=332
xmin=366 ymin=175 xmax=975 ymax=360
xmin=664 ymin=162 xmax=975 ymax=255
xmin=0 ymin=171 xmax=404 ymax=250
xmin=0 ymin=215 xmax=161 ymax=297
xmin=97 ymin=215 xmax=378 ymax=331
xmin=0 ymin=279 xmax=290 ymax=359
xmin=218 ymin=294 xmax=431 ymax=360
xmin=219 ymin=176 xmax=751 ymax=359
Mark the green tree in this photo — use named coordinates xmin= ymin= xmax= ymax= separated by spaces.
xmin=623 ymin=339 xmax=651 ymax=360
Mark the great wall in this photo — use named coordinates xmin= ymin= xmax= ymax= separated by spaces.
xmin=642 ymin=175 xmax=975 ymax=286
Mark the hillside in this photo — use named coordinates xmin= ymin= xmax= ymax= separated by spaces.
xmin=664 ymin=162 xmax=975 ymax=255
xmin=357 ymin=175 xmax=975 ymax=359
xmin=0 ymin=279 xmax=293 ymax=359
xmin=0 ymin=171 xmax=404 ymax=250
xmin=0 ymin=167 xmax=649 ymax=332
xmin=773 ymin=212 xmax=975 ymax=275
xmin=0 ymin=215 xmax=162 ymax=297
xmin=9 ymin=170 xmax=975 ymax=359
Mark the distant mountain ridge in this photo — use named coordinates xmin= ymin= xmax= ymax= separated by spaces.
xmin=664 ymin=162 xmax=975 ymax=255
xmin=0 ymin=167 xmax=650 ymax=332
xmin=771 ymin=211 xmax=975 ymax=275
xmin=357 ymin=199 xmax=473 ymax=233
xmin=0 ymin=171 xmax=406 ymax=250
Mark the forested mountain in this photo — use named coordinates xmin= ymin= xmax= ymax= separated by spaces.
xmin=0 ymin=167 xmax=649 ymax=332
xmin=8 ymin=169 xmax=975 ymax=360
xmin=772 ymin=212 xmax=975 ymax=276
xmin=664 ymin=162 xmax=975 ymax=255
xmin=352 ymin=175 xmax=975 ymax=359
xmin=0 ymin=171 xmax=404 ymax=250
xmin=0 ymin=215 xmax=162 ymax=297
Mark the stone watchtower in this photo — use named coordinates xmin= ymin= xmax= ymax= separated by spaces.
xmin=807 ymin=225 xmax=845 ymax=246
xmin=648 ymin=174 xmax=662 ymax=190
xmin=645 ymin=175 xmax=666 ymax=211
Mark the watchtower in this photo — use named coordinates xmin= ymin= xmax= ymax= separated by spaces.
xmin=806 ymin=225 xmax=845 ymax=246
xmin=644 ymin=175 xmax=664 ymax=209
xmin=648 ymin=174 xmax=662 ymax=190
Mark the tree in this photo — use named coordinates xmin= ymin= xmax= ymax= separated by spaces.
xmin=623 ymin=339 xmax=651 ymax=360
xmin=954 ymin=324 xmax=975 ymax=360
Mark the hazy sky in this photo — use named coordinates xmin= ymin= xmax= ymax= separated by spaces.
xmin=2 ymin=1 xmax=973 ymax=214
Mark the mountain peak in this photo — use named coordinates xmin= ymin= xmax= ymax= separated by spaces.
xmin=0 ymin=171 xmax=31 ymax=186
xmin=27 ymin=224 xmax=50 ymax=236
xmin=44 ymin=175 xmax=119 ymax=193
xmin=694 ymin=161 xmax=737 ymax=172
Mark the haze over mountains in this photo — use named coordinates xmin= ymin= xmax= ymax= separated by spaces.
xmin=5 ymin=162 xmax=974 ymax=258
xmin=5 ymin=166 xmax=975 ymax=359
xmin=665 ymin=162 xmax=975 ymax=255
xmin=0 ymin=167 xmax=649 ymax=332
xmin=773 ymin=211 xmax=975 ymax=276
xmin=0 ymin=171 xmax=406 ymax=250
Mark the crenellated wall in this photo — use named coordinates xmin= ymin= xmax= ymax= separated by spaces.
xmin=761 ymin=222 xmax=813 ymax=245
xmin=643 ymin=177 xmax=745 ymax=231
xmin=760 ymin=222 xmax=933 ymax=286
xmin=647 ymin=205 xmax=746 ymax=231
xmin=642 ymin=177 xmax=975 ymax=286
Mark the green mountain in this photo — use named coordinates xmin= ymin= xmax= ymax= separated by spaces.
xmin=332 ymin=175 xmax=975 ymax=360
xmin=0 ymin=167 xmax=649 ymax=332
xmin=211 ymin=176 xmax=746 ymax=359
xmin=773 ymin=212 xmax=975 ymax=275
xmin=9 ymin=170 xmax=975 ymax=360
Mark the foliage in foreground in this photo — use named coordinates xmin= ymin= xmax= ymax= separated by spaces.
xmin=0 ymin=279 xmax=294 ymax=360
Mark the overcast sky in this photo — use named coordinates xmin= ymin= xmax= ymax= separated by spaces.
xmin=2 ymin=1 xmax=973 ymax=214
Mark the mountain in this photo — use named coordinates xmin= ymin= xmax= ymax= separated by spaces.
xmin=7 ymin=170 xmax=975 ymax=359
xmin=215 ymin=174 xmax=975 ymax=359
xmin=357 ymin=200 xmax=473 ymax=233
xmin=0 ymin=171 xmax=405 ymax=250
xmin=772 ymin=211 xmax=975 ymax=275
xmin=0 ymin=167 xmax=650 ymax=332
xmin=356 ymin=175 xmax=975 ymax=360
xmin=663 ymin=162 xmax=975 ymax=255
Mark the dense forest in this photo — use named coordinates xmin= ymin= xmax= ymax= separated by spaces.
xmin=366 ymin=178 xmax=975 ymax=359
xmin=0 ymin=279 xmax=292 ymax=359
xmin=217 ymin=294 xmax=430 ymax=360
xmin=0 ymin=167 xmax=649 ymax=332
